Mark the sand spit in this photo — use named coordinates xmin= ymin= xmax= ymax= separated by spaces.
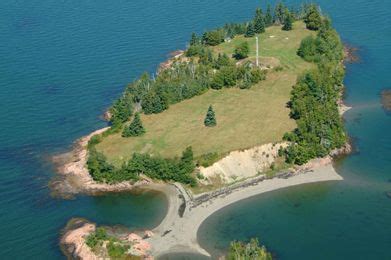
xmin=148 ymin=160 xmax=343 ymax=257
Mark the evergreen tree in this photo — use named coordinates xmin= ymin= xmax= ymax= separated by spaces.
xmin=253 ymin=8 xmax=265 ymax=33
xmin=282 ymin=9 xmax=293 ymax=31
xmin=122 ymin=113 xmax=146 ymax=137
xmin=204 ymin=105 xmax=217 ymax=127
xmin=245 ymin=22 xmax=256 ymax=37
xmin=304 ymin=4 xmax=322 ymax=30
xmin=265 ymin=4 xmax=274 ymax=26
xmin=109 ymin=92 xmax=134 ymax=126
xmin=214 ymin=53 xmax=232 ymax=68
xmin=189 ymin=32 xmax=199 ymax=46
xmin=275 ymin=2 xmax=286 ymax=24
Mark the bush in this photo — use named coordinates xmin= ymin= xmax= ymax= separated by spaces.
xmin=107 ymin=241 xmax=127 ymax=258
xmin=233 ymin=42 xmax=250 ymax=60
xmin=85 ymin=227 xmax=108 ymax=249
xmin=297 ymin=35 xmax=317 ymax=61
xmin=197 ymin=152 xmax=220 ymax=167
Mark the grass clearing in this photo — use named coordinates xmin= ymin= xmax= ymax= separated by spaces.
xmin=96 ymin=22 xmax=314 ymax=166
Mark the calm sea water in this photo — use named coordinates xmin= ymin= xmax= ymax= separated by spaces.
xmin=0 ymin=0 xmax=390 ymax=259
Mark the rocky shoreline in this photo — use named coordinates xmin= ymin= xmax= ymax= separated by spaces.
xmin=60 ymin=218 xmax=155 ymax=259
xmin=50 ymin=127 xmax=154 ymax=197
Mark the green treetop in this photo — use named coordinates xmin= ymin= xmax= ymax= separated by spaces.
xmin=233 ymin=41 xmax=250 ymax=60
xmin=304 ymin=4 xmax=322 ymax=30
xmin=204 ymin=105 xmax=217 ymax=127
xmin=215 ymin=53 xmax=233 ymax=68
xmin=265 ymin=4 xmax=274 ymax=26
xmin=228 ymin=238 xmax=273 ymax=260
xmin=190 ymin=32 xmax=200 ymax=46
xmin=282 ymin=9 xmax=293 ymax=31
xmin=274 ymin=2 xmax=286 ymax=24
xmin=245 ymin=22 xmax=256 ymax=37
xmin=122 ymin=113 xmax=146 ymax=137
xmin=253 ymin=8 xmax=265 ymax=34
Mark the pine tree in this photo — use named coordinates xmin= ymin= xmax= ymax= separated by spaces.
xmin=215 ymin=53 xmax=232 ymax=68
xmin=253 ymin=8 xmax=265 ymax=34
xmin=275 ymin=2 xmax=286 ymax=24
xmin=204 ymin=105 xmax=217 ymax=127
xmin=190 ymin=32 xmax=199 ymax=46
xmin=122 ymin=113 xmax=146 ymax=137
xmin=245 ymin=22 xmax=255 ymax=38
xmin=304 ymin=4 xmax=322 ymax=30
xmin=265 ymin=4 xmax=274 ymax=26
xmin=282 ymin=10 xmax=293 ymax=31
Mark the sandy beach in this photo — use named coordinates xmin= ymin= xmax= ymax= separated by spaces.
xmin=147 ymin=161 xmax=343 ymax=257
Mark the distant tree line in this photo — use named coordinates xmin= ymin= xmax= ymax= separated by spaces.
xmin=281 ymin=8 xmax=347 ymax=165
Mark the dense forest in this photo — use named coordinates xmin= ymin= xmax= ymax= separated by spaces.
xmin=87 ymin=3 xmax=345 ymax=184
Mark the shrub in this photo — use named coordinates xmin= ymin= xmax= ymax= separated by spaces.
xmin=85 ymin=227 xmax=108 ymax=249
xmin=197 ymin=152 xmax=220 ymax=167
xmin=233 ymin=42 xmax=250 ymax=60
xmin=107 ymin=241 xmax=127 ymax=258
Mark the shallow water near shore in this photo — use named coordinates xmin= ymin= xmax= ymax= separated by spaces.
xmin=0 ymin=0 xmax=390 ymax=259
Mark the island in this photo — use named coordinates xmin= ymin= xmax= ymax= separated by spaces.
xmin=57 ymin=3 xmax=351 ymax=259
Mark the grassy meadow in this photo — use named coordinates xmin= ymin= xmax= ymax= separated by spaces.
xmin=96 ymin=21 xmax=315 ymax=166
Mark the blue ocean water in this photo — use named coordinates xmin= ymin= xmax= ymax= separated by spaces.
xmin=0 ymin=0 xmax=390 ymax=259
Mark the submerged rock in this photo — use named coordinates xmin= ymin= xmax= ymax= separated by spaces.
xmin=344 ymin=44 xmax=360 ymax=63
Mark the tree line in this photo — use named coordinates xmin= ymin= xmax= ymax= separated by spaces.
xmin=87 ymin=145 xmax=196 ymax=186
xmin=281 ymin=6 xmax=347 ymax=165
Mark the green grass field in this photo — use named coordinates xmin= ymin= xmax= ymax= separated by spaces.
xmin=96 ymin=21 xmax=315 ymax=166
